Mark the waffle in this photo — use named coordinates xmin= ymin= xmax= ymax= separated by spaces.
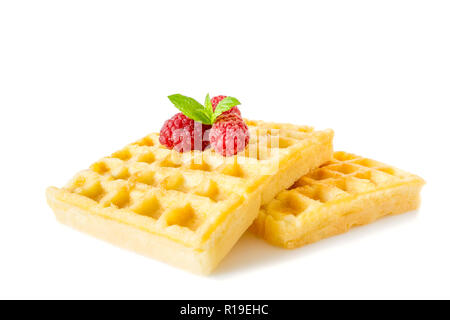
xmin=46 ymin=120 xmax=333 ymax=274
xmin=252 ymin=152 xmax=425 ymax=248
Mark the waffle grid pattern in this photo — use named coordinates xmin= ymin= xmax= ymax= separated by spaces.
xmin=62 ymin=120 xmax=328 ymax=246
xmin=264 ymin=151 xmax=422 ymax=220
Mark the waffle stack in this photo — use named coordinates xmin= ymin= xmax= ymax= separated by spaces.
xmin=46 ymin=120 xmax=334 ymax=274
xmin=47 ymin=119 xmax=424 ymax=274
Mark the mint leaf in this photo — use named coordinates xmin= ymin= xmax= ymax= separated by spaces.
xmin=168 ymin=94 xmax=212 ymax=124
xmin=204 ymin=93 xmax=213 ymax=115
xmin=212 ymin=96 xmax=241 ymax=122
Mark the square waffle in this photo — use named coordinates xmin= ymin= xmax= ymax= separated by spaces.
xmin=46 ymin=120 xmax=333 ymax=274
xmin=252 ymin=152 xmax=425 ymax=248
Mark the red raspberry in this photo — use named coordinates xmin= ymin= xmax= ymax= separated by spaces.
xmin=209 ymin=113 xmax=250 ymax=156
xmin=211 ymin=95 xmax=241 ymax=117
xmin=159 ymin=113 xmax=211 ymax=152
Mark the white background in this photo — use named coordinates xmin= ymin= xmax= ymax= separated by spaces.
xmin=1 ymin=1 xmax=449 ymax=299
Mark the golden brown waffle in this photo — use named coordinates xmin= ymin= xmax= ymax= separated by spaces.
xmin=46 ymin=120 xmax=333 ymax=274
xmin=252 ymin=152 xmax=425 ymax=248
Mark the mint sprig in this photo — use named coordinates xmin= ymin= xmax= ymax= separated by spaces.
xmin=168 ymin=93 xmax=241 ymax=125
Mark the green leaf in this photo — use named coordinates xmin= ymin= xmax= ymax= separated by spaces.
xmin=168 ymin=94 xmax=212 ymax=124
xmin=204 ymin=93 xmax=213 ymax=115
xmin=212 ymin=96 xmax=241 ymax=122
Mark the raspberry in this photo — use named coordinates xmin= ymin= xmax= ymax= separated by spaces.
xmin=159 ymin=113 xmax=211 ymax=152
xmin=211 ymin=95 xmax=241 ymax=117
xmin=209 ymin=113 xmax=250 ymax=156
